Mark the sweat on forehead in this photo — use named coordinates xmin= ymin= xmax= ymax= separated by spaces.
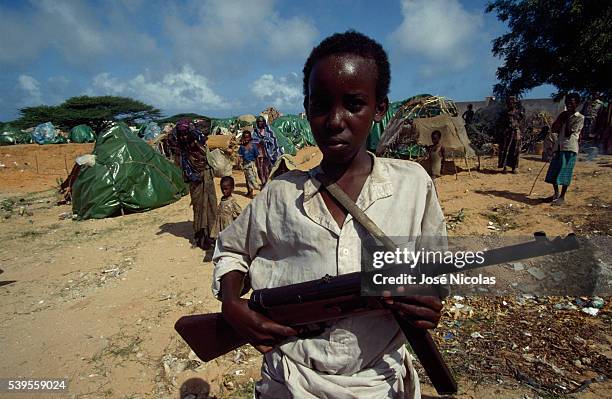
xmin=302 ymin=30 xmax=390 ymax=101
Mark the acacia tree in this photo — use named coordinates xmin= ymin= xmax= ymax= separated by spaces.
xmin=16 ymin=96 xmax=161 ymax=134
xmin=486 ymin=0 xmax=612 ymax=98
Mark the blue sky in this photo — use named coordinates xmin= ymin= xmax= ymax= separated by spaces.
xmin=0 ymin=0 xmax=556 ymax=121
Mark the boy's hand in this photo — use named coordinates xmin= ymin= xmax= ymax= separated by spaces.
xmin=222 ymin=298 xmax=298 ymax=353
xmin=381 ymin=287 xmax=443 ymax=329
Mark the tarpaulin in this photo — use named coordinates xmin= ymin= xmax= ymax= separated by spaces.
xmin=72 ymin=122 xmax=187 ymax=220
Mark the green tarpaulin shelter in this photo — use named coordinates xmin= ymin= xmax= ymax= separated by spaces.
xmin=0 ymin=126 xmax=32 ymax=145
xmin=72 ymin=123 xmax=187 ymax=220
xmin=70 ymin=124 xmax=95 ymax=143
xmin=270 ymin=115 xmax=316 ymax=151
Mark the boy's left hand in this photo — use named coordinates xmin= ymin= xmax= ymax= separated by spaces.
xmin=381 ymin=288 xmax=443 ymax=329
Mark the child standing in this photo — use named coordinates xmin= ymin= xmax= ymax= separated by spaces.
xmin=213 ymin=31 xmax=445 ymax=398
xmin=426 ymin=130 xmax=446 ymax=179
xmin=238 ymin=131 xmax=260 ymax=198
xmin=210 ymin=176 xmax=242 ymax=239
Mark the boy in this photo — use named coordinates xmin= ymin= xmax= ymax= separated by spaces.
xmin=238 ymin=131 xmax=260 ymax=198
xmin=210 ymin=176 xmax=242 ymax=239
xmin=545 ymin=93 xmax=584 ymax=206
xmin=212 ymin=31 xmax=445 ymax=398
xmin=426 ymin=130 xmax=445 ymax=179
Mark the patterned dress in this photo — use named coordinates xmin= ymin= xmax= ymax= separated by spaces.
xmin=210 ymin=196 xmax=242 ymax=238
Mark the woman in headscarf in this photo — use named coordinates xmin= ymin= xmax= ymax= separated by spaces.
xmin=173 ymin=118 xmax=217 ymax=250
xmin=252 ymin=115 xmax=283 ymax=185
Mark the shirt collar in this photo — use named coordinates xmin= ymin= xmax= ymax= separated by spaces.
xmin=303 ymin=152 xmax=394 ymax=203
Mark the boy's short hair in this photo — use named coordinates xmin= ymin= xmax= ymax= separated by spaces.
xmin=431 ymin=130 xmax=442 ymax=137
xmin=220 ymin=176 xmax=235 ymax=187
xmin=242 ymin=130 xmax=251 ymax=136
xmin=566 ymin=92 xmax=581 ymax=104
xmin=302 ymin=30 xmax=390 ymax=102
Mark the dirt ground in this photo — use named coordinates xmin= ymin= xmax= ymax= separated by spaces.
xmin=0 ymin=143 xmax=610 ymax=399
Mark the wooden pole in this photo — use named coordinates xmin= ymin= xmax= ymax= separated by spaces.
xmin=64 ymin=154 xmax=69 ymax=174
xmin=528 ymin=161 xmax=549 ymax=196
xmin=35 ymin=154 xmax=39 ymax=174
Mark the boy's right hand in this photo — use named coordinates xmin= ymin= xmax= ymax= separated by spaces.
xmin=222 ymin=298 xmax=298 ymax=354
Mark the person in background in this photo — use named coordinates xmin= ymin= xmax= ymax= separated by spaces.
xmin=426 ymin=130 xmax=445 ymax=179
xmin=238 ymin=131 xmax=260 ymax=198
xmin=498 ymin=96 xmax=524 ymax=174
xmin=252 ymin=116 xmax=283 ymax=186
xmin=544 ymin=93 xmax=584 ymax=206
xmin=581 ymin=92 xmax=604 ymax=139
xmin=174 ymin=118 xmax=217 ymax=249
xmin=462 ymin=104 xmax=475 ymax=126
xmin=210 ymin=176 xmax=242 ymax=239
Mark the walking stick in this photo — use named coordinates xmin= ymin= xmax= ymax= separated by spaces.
xmin=528 ymin=160 xmax=549 ymax=196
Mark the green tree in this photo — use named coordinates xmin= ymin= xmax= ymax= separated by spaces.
xmin=15 ymin=96 xmax=161 ymax=134
xmin=486 ymin=0 xmax=612 ymax=98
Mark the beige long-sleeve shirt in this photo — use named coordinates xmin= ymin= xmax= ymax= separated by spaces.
xmin=212 ymin=154 xmax=446 ymax=398
xmin=555 ymin=111 xmax=584 ymax=153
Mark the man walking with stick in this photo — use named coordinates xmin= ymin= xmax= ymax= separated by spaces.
xmin=544 ymin=93 xmax=584 ymax=206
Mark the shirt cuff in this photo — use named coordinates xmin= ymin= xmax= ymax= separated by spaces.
xmin=211 ymin=253 xmax=250 ymax=300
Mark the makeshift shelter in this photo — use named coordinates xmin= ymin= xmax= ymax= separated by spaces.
xmin=69 ymin=124 xmax=95 ymax=143
xmin=138 ymin=122 xmax=162 ymax=140
xmin=72 ymin=123 xmax=187 ymax=220
xmin=32 ymin=122 xmax=67 ymax=144
xmin=0 ymin=126 xmax=32 ymax=145
xmin=269 ymin=115 xmax=316 ymax=150
xmin=261 ymin=107 xmax=282 ymax=124
xmin=377 ymin=114 xmax=474 ymax=158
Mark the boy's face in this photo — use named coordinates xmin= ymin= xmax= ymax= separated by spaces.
xmin=305 ymin=54 xmax=388 ymax=164
xmin=432 ymin=133 xmax=441 ymax=144
xmin=242 ymin=133 xmax=251 ymax=143
xmin=221 ymin=181 xmax=233 ymax=197
xmin=565 ymin=98 xmax=578 ymax=113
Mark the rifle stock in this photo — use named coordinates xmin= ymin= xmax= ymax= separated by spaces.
xmin=175 ymin=313 xmax=247 ymax=362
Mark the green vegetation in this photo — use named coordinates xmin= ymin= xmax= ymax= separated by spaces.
xmin=487 ymin=0 xmax=612 ymax=98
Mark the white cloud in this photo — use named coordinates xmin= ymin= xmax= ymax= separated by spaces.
xmin=0 ymin=0 xmax=159 ymax=66
xmin=18 ymin=75 xmax=42 ymax=104
xmin=251 ymin=73 xmax=302 ymax=109
xmin=390 ymin=0 xmax=483 ymax=69
xmin=92 ymin=66 xmax=229 ymax=112
xmin=164 ymin=0 xmax=318 ymax=71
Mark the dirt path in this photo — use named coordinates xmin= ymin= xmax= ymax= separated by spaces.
xmin=0 ymin=145 xmax=610 ymax=398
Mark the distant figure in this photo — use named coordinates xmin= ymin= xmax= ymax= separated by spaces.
xmin=462 ymin=104 xmax=475 ymax=126
xmin=252 ymin=116 xmax=283 ymax=186
xmin=581 ymin=92 xmax=604 ymax=139
xmin=238 ymin=131 xmax=260 ymax=198
xmin=544 ymin=93 xmax=584 ymax=206
xmin=210 ymin=176 xmax=242 ymax=239
xmin=426 ymin=130 xmax=446 ymax=179
xmin=173 ymin=118 xmax=217 ymax=249
xmin=498 ymin=96 xmax=524 ymax=174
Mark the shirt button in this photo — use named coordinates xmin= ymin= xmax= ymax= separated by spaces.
xmin=343 ymin=249 xmax=349 ymax=255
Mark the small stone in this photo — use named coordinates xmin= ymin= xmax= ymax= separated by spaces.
xmin=573 ymin=336 xmax=586 ymax=345
xmin=511 ymin=262 xmax=525 ymax=271
xmin=591 ymin=296 xmax=604 ymax=309
xmin=470 ymin=332 xmax=484 ymax=339
xmin=574 ymin=359 xmax=582 ymax=367
xmin=527 ymin=267 xmax=546 ymax=280
xmin=136 ymin=352 xmax=144 ymax=359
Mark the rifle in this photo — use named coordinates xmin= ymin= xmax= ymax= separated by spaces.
xmin=176 ymin=233 xmax=579 ymax=396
